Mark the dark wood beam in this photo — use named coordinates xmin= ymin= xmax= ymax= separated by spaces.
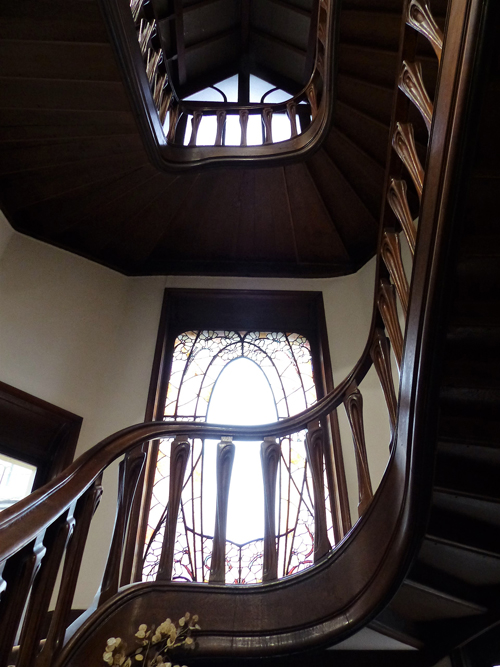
xmin=173 ymin=0 xmax=187 ymax=85
xmin=250 ymin=26 xmax=308 ymax=58
xmin=176 ymin=62 xmax=238 ymax=99
xmin=303 ymin=0 xmax=319 ymax=82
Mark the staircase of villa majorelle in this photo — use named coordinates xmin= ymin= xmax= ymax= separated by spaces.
xmin=0 ymin=0 xmax=445 ymax=278
xmin=1 ymin=0 xmax=500 ymax=665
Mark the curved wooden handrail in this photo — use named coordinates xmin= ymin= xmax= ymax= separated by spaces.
xmin=0 ymin=345 xmax=373 ymax=567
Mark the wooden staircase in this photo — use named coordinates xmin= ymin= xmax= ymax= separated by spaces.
xmin=1 ymin=0 xmax=500 ymax=665
xmin=372 ymin=11 xmax=500 ymax=661
xmin=0 ymin=0 xmax=444 ymax=278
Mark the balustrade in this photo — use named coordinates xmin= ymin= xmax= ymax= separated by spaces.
xmin=119 ymin=0 xmax=329 ymax=155
xmin=0 ymin=0 xmax=454 ymax=661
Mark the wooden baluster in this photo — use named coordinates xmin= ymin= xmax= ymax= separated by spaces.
xmin=98 ymin=453 xmax=146 ymax=605
xmin=188 ymin=111 xmax=203 ymax=146
xmin=407 ymin=0 xmax=444 ymax=62
xmin=146 ymin=49 xmax=161 ymax=83
xmin=262 ymin=107 xmax=273 ymax=144
xmin=159 ymin=89 xmax=172 ymax=125
xmin=305 ymin=421 xmax=331 ymax=561
xmin=399 ymin=60 xmax=433 ymax=132
xmin=157 ymin=436 xmax=191 ymax=581
xmin=344 ymin=384 xmax=373 ymax=516
xmin=0 ymin=537 xmax=46 ymax=667
xmin=387 ymin=179 xmax=417 ymax=255
xmin=131 ymin=0 xmax=144 ymax=23
xmin=318 ymin=20 xmax=326 ymax=45
xmin=215 ymin=110 xmax=226 ymax=146
xmin=381 ymin=231 xmax=410 ymax=316
xmin=306 ymin=84 xmax=318 ymax=119
xmin=378 ymin=279 xmax=404 ymax=369
xmin=209 ymin=437 xmax=235 ymax=584
xmin=38 ymin=478 xmax=103 ymax=667
xmin=260 ymin=437 xmax=280 ymax=581
xmin=167 ymin=103 xmax=180 ymax=143
xmin=239 ymin=109 xmax=249 ymax=146
xmin=153 ymin=72 xmax=167 ymax=109
xmin=16 ymin=513 xmax=75 ymax=666
xmin=287 ymin=101 xmax=298 ymax=138
xmin=392 ymin=122 xmax=424 ymax=198
xmin=370 ymin=328 xmax=398 ymax=438
xmin=138 ymin=19 xmax=154 ymax=56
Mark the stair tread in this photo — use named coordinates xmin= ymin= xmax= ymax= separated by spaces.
xmin=428 ymin=504 xmax=500 ymax=556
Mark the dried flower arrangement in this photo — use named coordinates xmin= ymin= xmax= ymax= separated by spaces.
xmin=102 ymin=613 xmax=200 ymax=666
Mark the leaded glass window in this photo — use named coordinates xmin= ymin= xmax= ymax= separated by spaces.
xmin=143 ymin=330 xmax=334 ymax=584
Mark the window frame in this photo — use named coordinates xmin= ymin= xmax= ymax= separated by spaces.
xmin=123 ymin=289 xmax=351 ymax=583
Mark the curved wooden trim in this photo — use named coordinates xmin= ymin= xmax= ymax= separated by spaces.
xmin=97 ymin=0 xmax=338 ymax=170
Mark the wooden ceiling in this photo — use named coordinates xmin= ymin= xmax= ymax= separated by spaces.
xmin=0 ymin=0 xmax=444 ymax=277
xmin=157 ymin=0 xmax=315 ymax=98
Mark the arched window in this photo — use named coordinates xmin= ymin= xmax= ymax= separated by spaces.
xmin=126 ymin=290 xmax=351 ymax=585
xmin=143 ymin=330 xmax=323 ymax=584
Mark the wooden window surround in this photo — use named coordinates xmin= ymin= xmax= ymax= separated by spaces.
xmin=123 ymin=289 xmax=351 ymax=582
xmin=0 ymin=381 xmax=82 ymax=491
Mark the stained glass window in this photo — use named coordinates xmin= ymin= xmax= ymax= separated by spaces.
xmin=143 ymin=331 xmax=334 ymax=584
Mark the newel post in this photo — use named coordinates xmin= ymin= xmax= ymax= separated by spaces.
xmin=305 ymin=421 xmax=331 ymax=561
xmin=261 ymin=437 xmax=280 ymax=581
xmin=209 ymin=437 xmax=235 ymax=584
xmin=344 ymin=383 xmax=373 ymax=516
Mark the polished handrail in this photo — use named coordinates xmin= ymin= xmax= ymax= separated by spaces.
xmin=0 ymin=348 xmax=372 ymax=566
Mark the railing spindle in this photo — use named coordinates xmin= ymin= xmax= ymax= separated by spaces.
xmin=215 ymin=110 xmax=226 ymax=146
xmin=305 ymin=421 xmax=331 ymax=561
xmin=188 ymin=111 xmax=203 ymax=146
xmin=37 ymin=478 xmax=103 ymax=667
xmin=399 ymin=60 xmax=433 ymax=132
xmin=209 ymin=437 xmax=235 ymax=584
xmin=381 ymin=231 xmax=410 ymax=316
xmin=392 ymin=122 xmax=424 ymax=198
xmin=387 ymin=179 xmax=417 ymax=255
xmin=157 ymin=436 xmax=191 ymax=581
xmin=16 ymin=513 xmax=74 ymax=666
xmin=262 ymin=107 xmax=273 ymax=144
xmin=167 ymin=104 xmax=180 ymax=143
xmin=287 ymin=101 xmax=298 ymax=138
xmin=344 ymin=384 xmax=373 ymax=516
xmin=260 ymin=437 xmax=280 ymax=581
xmin=378 ymin=279 xmax=404 ymax=369
xmin=0 ymin=537 xmax=46 ymax=667
xmin=239 ymin=109 xmax=249 ymax=146
xmin=306 ymin=84 xmax=318 ymax=119
xmin=98 ymin=453 xmax=146 ymax=605
xmin=406 ymin=0 xmax=444 ymax=62
xmin=370 ymin=328 xmax=398 ymax=438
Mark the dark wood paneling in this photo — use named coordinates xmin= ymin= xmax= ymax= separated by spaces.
xmin=0 ymin=381 xmax=82 ymax=488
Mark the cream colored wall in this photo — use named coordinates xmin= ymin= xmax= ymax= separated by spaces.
xmin=0 ymin=212 xmax=165 ymax=606
xmin=0 ymin=208 xmax=396 ymax=604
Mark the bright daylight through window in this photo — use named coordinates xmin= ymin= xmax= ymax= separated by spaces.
xmin=143 ymin=330 xmax=334 ymax=584
xmin=180 ymin=74 xmax=297 ymax=146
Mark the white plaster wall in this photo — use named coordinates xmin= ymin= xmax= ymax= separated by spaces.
xmin=0 ymin=212 xmax=165 ymax=606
